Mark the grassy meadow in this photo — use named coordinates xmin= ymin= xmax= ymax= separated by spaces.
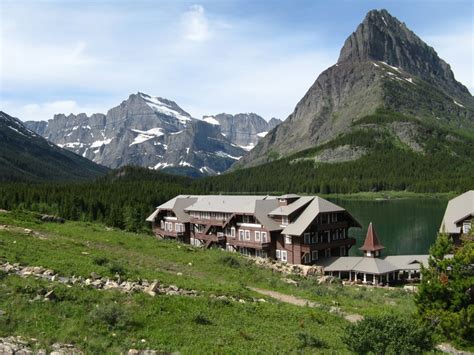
xmin=0 ymin=210 xmax=418 ymax=353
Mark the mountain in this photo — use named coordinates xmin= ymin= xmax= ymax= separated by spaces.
xmin=238 ymin=9 xmax=474 ymax=168
xmin=25 ymin=92 xmax=246 ymax=177
xmin=202 ymin=113 xmax=282 ymax=151
xmin=0 ymin=111 xmax=108 ymax=182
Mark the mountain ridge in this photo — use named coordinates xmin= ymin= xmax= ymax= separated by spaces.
xmin=0 ymin=111 xmax=108 ymax=181
xmin=236 ymin=9 xmax=474 ymax=168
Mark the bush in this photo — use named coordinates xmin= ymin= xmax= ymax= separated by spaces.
xmin=108 ymin=262 xmax=127 ymax=276
xmin=342 ymin=314 xmax=433 ymax=354
xmin=220 ymin=255 xmax=241 ymax=268
xmin=193 ymin=313 xmax=213 ymax=325
xmin=297 ymin=332 xmax=326 ymax=349
xmin=90 ymin=303 xmax=130 ymax=329
xmin=92 ymin=256 xmax=109 ymax=266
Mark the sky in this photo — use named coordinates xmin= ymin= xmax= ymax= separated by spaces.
xmin=1 ymin=0 xmax=473 ymax=122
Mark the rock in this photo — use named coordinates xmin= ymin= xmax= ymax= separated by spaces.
xmin=318 ymin=276 xmax=335 ymax=285
xmin=281 ymin=278 xmax=298 ymax=286
xmin=128 ymin=350 xmax=140 ymax=355
xmin=90 ymin=272 xmax=101 ymax=280
xmin=44 ymin=290 xmax=55 ymax=301
xmin=145 ymin=281 xmax=160 ymax=295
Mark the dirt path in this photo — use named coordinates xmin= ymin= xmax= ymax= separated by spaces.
xmin=248 ymin=286 xmax=363 ymax=323
xmin=248 ymin=287 xmax=321 ymax=307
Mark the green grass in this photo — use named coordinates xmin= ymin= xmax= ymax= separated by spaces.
xmin=0 ymin=211 xmax=417 ymax=353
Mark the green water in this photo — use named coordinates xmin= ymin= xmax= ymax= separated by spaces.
xmin=330 ymin=198 xmax=448 ymax=256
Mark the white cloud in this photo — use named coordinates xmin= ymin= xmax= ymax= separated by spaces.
xmin=423 ymin=26 xmax=474 ymax=93
xmin=1 ymin=100 xmax=107 ymax=122
xmin=182 ymin=5 xmax=210 ymax=42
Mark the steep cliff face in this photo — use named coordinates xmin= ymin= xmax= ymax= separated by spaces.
xmin=238 ymin=9 xmax=474 ymax=168
xmin=0 ymin=111 xmax=107 ymax=181
xmin=25 ymin=93 xmax=245 ymax=176
xmin=203 ymin=113 xmax=282 ymax=150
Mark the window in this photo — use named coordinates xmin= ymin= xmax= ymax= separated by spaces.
xmin=311 ymin=234 xmax=317 ymax=243
xmin=340 ymin=246 xmax=346 ymax=256
xmin=312 ymin=250 xmax=319 ymax=261
xmin=255 ymin=231 xmax=261 ymax=242
xmin=243 ymin=215 xmax=250 ymax=223
xmin=175 ymin=223 xmax=184 ymax=233
xmin=332 ymin=213 xmax=337 ymax=222
xmin=281 ymin=250 xmax=288 ymax=262
xmin=261 ymin=232 xmax=268 ymax=243
xmin=239 ymin=230 xmax=245 ymax=240
xmin=231 ymin=227 xmax=236 ymax=238
xmin=325 ymin=231 xmax=330 ymax=243
xmin=285 ymin=235 xmax=292 ymax=245
xmin=240 ymin=247 xmax=251 ymax=256
xmin=304 ymin=233 xmax=311 ymax=244
xmin=304 ymin=253 xmax=311 ymax=264
xmin=160 ymin=220 xmax=164 ymax=229
xmin=245 ymin=230 xmax=251 ymax=241
xmin=281 ymin=216 xmax=289 ymax=225
xmin=463 ymin=221 xmax=472 ymax=234
xmin=276 ymin=249 xmax=281 ymax=260
xmin=256 ymin=250 xmax=266 ymax=258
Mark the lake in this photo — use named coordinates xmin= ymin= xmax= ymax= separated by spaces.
xmin=330 ymin=198 xmax=448 ymax=256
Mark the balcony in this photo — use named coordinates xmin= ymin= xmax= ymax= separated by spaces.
xmin=153 ymin=227 xmax=184 ymax=239
xmin=316 ymin=221 xmax=349 ymax=231
xmin=301 ymin=237 xmax=355 ymax=253
xmin=193 ymin=232 xmax=226 ymax=242
xmin=227 ymin=238 xmax=271 ymax=250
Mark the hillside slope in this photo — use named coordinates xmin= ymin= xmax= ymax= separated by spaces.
xmin=0 ymin=210 xmax=416 ymax=353
xmin=238 ymin=9 xmax=474 ymax=168
xmin=0 ymin=111 xmax=108 ymax=182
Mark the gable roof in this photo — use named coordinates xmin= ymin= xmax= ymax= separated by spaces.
xmin=282 ymin=197 xmax=360 ymax=236
xmin=359 ymin=223 xmax=385 ymax=252
xmin=184 ymin=195 xmax=275 ymax=214
xmin=268 ymin=196 xmax=314 ymax=216
xmin=440 ymin=190 xmax=474 ymax=234
xmin=145 ymin=195 xmax=198 ymax=222
xmin=254 ymin=199 xmax=283 ymax=231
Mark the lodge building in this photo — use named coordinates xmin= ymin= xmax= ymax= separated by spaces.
xmin=146 ymin=194 xmax=361 ymax=264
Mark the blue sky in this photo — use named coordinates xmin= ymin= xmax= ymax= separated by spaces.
xmin=1 ymin=0 xmax=473 ymax=121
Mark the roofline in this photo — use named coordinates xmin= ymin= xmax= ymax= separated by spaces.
xmin=453 ymin=213 xmax=474 ymax=225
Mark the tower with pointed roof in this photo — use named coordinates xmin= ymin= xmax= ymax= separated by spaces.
xmin=359 ymin=222 xmax=384 ymax=258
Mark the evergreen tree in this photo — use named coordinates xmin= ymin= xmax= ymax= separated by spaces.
xmin=416 ymin=232 xmax=474 ymax=346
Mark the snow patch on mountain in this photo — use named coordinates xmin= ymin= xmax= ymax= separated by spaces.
xmin=202 ymin=116 xmax=220 ymax=125
xmin=138 ymin=93 xmax=191 ymax=124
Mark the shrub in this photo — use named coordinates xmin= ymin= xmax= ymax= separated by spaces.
xmin=297 ymin=332 xmax=326 ymax=349
xmin=92 ymin=256 xmax=109 ymax=266
xmin=342 ymin=314 xmax=433 ymax=354
xmin=193 ymin=313 xmax=213 ymax=325
xmin=90 ymin=303 xmax=130 ymax=329
xmin=108 ymin=262 xmax=127 ymax=276
xmin=220 ymin=255 xmax=241 ymax=268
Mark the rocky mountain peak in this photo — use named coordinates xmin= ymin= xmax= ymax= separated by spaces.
xmin=337 ymin=9 xmax=470 ymax=98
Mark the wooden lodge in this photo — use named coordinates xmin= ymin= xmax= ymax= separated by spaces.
xmin=440 ymin=190 xmax=473 ymax=245
xmin=146 ymin=194 xmax=361 ymax=265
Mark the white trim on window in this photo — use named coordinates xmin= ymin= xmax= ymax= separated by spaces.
xmin=245 ymin=230 xmax=251 ymax=241
xmin=231 ymin=227 xmax=236 ymax=238
xmin=304 ymin=232 xmax=311 ymax=244
xmin=281 ymin=250 xmax=288 ymax=263
xmin=276 ymin=249 xmax=281 ymax=260
xmin=239 ymin=230 xmax=245 ymax=240
xmin=312 ymin=250 xmax=319 ymax=261
xmin=261 ymin=231 xmax=268 ymax=243
xmin=255 ymin=231 xmax=261 ymax=242
xmin=304 ymin=253 xmax=311 ymax=264
xmin=285 ymin=235 xmax=292 ymax=245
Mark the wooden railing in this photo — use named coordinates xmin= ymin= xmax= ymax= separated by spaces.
xmin=226 ymin=239 xmax=270 ymax=250
xmin=300 ymin=238 xmax=355 ymax=253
